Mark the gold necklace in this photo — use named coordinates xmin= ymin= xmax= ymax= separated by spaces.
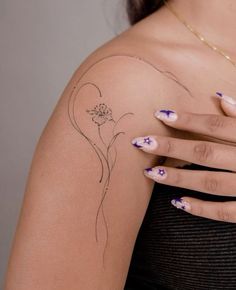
xmin=163 ymin=0 xmax=236 ymax=68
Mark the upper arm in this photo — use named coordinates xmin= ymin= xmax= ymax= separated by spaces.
xmin=4 ymin=54 xmax=172 ymax=290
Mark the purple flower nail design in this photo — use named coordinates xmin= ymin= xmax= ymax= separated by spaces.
xmin=158 ymin=168 xmax=166 ymax=176
xmin=171 ymin=197 xmax=191 ymax=211
xmin=132 ymin=136 xmax=158 ymax=150
xmin=144 ymin=137 xmax=152 ymax=144
xmin=144 ymin=167 xmax=167 ymax=180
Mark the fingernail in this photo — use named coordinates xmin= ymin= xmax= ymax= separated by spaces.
xmin=131 ymin=136 xmax=158 ymax=151
xmin=144 ymin=167 xmax=167 ymax=181
xmin=215 ymin=92 xmax=236 ymax=105
xmin=171 ymin=197 xmax=191 ymax=211
xmin=154 ymin=109 xmax=178 ymax=121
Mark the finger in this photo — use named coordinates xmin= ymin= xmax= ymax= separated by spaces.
xmin=154 ymin=108 xmax=236 ymax=143
xmin=171 ymin=196 xmax=236 ymax=223
xmin=143 ymin=166 xmax=236 ymax=197
xmin=216 ymin=92 xmax=236 ymax=118
xmin=132 ymin=135 xmax=236 ymax=172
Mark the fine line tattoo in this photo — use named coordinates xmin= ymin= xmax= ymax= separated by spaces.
xmin=67 ymin=54 xmax=192 ymax=268
xmin=68 ymin=80 xmax=134 ymax=268
xmin=86 ymin=101 xmax=134 ymax=247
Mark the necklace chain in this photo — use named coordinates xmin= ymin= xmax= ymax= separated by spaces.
xmin=163 ymin=0 xmax=236 ymax=68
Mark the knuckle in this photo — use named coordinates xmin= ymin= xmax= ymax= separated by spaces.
xmin=173 ymin=171 xmax=182 ymax=186
xmin=193 ymin=205 xmax=204 ymax=217
xmin=163 ymin=138 xmax=175 ymax=155
xmin=193 ymin=142 xmax=214 ymax=163
xmin=181 ymin=112 xmax=192 ymax=125
xmin=216 ymin=205 xmax=232 ymax=222
xmin=207 ymin=115 xmax=225 ymax=132
xmin=203 ymin=175 xmax=220 ymax=193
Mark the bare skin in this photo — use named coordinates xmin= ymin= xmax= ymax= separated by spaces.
xmin=129 ymin=0 xmax=236 ymax=223
xmin=124 ymin=0 xmax=236 ymax=166
xmin=4 ymin=0 xmax=236 ymax=289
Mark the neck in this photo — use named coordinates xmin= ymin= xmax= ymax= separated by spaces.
xmin=167 ymin=0 xmax=236 ymax=52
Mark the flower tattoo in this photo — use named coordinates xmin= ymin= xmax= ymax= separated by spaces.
xmin=67 ymin=54 xmax=192 ymax=269
xmin=86 ymin=103 xmax=114 ymax=126
xmin=68 ymin=83 xmax=134 ymax=268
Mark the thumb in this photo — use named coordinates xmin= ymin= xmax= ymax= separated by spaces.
xmin=215 ymin=92 xmax=236 ymax=117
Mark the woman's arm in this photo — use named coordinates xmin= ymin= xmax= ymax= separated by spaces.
xmin=3 ymin=54 xmax=170 ymax=290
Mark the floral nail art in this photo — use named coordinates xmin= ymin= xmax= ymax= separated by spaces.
xmin=154 ymin=109 xmax=178 ymax=121
xmin=171 ymin=197 xmax=191 ymax=211
xmin=144 ymin=167 xmax=167 ymax=180
xmin=131 ymin=136 xmax=158 ymax=150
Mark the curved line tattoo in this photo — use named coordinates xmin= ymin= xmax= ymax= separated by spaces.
xmin=95 ymin=131 xmax=127 ymax=240
xmin=98 ymin=125 xmax=107 ymax=148
xmin=110 ymin=119 xmax=118 ymax=171
xmin=68 ymin=82 xmax=105 ymax=183
xmin=67 ymin=53 xmax=193 ymax=268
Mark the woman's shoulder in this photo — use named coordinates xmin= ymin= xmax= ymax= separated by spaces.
xmin=54 ymin=25 xmax=194 ymax=142
xmin=73 ymin=27 xmax=167 ymax=78
xmin=67 ymin=25 xmax=187 ymax=109
xmin=3 ymin=23 xmax=183 ymax=290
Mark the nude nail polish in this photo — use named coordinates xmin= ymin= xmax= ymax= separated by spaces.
xmin=144 ymin=167 xmax=167 ymax=180
xmin=171 ymin=197 xmax=191 ymax=211
xmin=216 ymin=92 xmax=236 ymax=105
xmin=131 ymin=136 xmax=158 ymax=150
xmin=154 ymin=109 xmax=178 ymax=121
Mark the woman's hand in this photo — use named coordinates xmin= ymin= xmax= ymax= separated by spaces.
xmin=131 ymin=92 xmax=236 ymax=223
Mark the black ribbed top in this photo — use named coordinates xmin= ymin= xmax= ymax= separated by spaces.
xmin=124 ymin=163 xmax=236 ymax=290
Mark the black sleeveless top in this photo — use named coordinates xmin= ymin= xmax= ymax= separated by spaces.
xmin=124 ymin=163 xmax=236 ymax=290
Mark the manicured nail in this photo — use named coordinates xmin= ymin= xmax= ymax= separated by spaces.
xmin=131 ymin=136 xmax=158 ymax=151
xmin=144 ymin=167 xmax=167 ymax=181
xmin=154 ymin=109 xmax=178 ymax=121
xmin=215 ymin=92 xmax=236 ymax=105
xmin=171 ymin=197 xmax=191 ymax=211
